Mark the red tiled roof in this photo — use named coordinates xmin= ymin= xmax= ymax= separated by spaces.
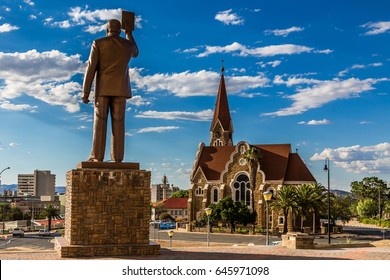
xmin=162 ymin=197 xmax=188 ymax=209
xmin=193 ymin=143 xmax=316 ymax=183
xmin=284 ymin=153 xmax=316 ymax=182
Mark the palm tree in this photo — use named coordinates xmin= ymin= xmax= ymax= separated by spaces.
xmin=270 ymin=185 xmax=297 ymax=233
xmin=244 ymin=146 xmax=262 ymax=233
xmin=42 ymin=204 xmax=61 ymax=232
xmin=296 ymin=184 xmax=325 ymax=231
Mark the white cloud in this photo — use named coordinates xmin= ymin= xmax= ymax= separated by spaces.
xmin=9 ymin=143 xmax=19 ymax=147
xmin=311 ymin=142 xmax=390 ymax=174
xmin=273 ymin=75 xmax=321 ymax=87
xmin=127 ymin=95 xmax=151 ymax=106
xmin=361 ymin=21 xmax=390 ymax=35
xmin=265 ymin=77 xmax=387 ymax=116
xmin=23 ymin=0 xmax=35 ymax=6
xmin=0 ymin=50 xmax=84 ymax=112
xmin=0 ymin=100 xmax=37 ymax=112
xmin=298 ymin=119 xmax=330 ymax=125
xmin=137 ymin=126 xmax=179 ymax=134
xmin=175 ymin=168 xmax=192 ymax=175
xmin=196 ymin=42 xmax=326 ymax=58
xmin=0 ymin=23 xmax=19 ymax=33
xmin=130 ymin=68 xmax=269 ymax=97
xmin=64 ymin=7 xmax=143 ymax=33
xmin=258 ymin=60 xmax=282 ymax=68
xmin=215 ymin=9 xmax=244 ymax=25
xmin=265 ymin=26 xmax=304 ymax=37
xmin=338 ymin=62 xmax=383 ymax=77
xmin=135 ymin=109 xmax=213 ymax=121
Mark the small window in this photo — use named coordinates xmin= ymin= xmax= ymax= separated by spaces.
xmin=214 ymin=139 xmax=223 ymax=146
xmin=195 ymin=186 xmax=204 ymax=196
xmin=278 ymin=216 xmax=285 ymax=225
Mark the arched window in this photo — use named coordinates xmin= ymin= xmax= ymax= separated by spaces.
xmin=232 ymin=174 xmax=251 ymax=206
xmin=214 ymin=139 xmax=223 ymax=146
xmin=211 ymin=187 xmax=219 ymax=203
xmin=195 ymin=186 xmax=204 ymax=196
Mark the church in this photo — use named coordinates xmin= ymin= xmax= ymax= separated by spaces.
xmin=187 ymin=67 xmax=316 ymax=232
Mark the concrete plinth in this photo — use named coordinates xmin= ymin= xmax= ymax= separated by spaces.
xmin=55 ymin=163 xmax=160 ymax=258
xmin=282 ymin=232 xmax=315 ymax=249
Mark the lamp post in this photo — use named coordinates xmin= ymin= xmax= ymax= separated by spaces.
xmin=1 ymin=167 xmax=11 ymax=234
xmin=323 ymin=158 xmax=331 ymax=244
xmin=168 ymin=230 xmax=174 ymax=247
xmin=205 ymin=207 xmax=213 ymax=247
xmin=263 ymin=191 xmax=272 ymax=246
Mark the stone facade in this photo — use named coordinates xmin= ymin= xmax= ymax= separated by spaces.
xmin=55 ymin=165 xmax=160 ymax=257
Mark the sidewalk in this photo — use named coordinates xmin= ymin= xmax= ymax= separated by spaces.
xmin=1 ymin=240 xmax=389 ymax=260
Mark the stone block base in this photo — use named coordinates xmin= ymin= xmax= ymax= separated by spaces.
xmin=55 ymin=237 xmax=160 ymax=258
xmin=282 ymin=232 xmax=315 ymax=249
xmin=56 ymin=164 xmax=160 ymax=258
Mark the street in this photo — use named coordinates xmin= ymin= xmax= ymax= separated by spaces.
xmin=0 ymin=232 xmax=55 ymax=250
xmin=1 ymin=225 xmax=388 ymax=251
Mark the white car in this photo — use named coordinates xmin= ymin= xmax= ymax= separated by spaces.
xmin=12 ymin=228 xmax=25 ymax=237
xmin=38 ymin=229 xmax=50 ymax=236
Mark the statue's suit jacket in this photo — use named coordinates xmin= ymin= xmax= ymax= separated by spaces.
xmin=82 ymin=34 xmax=137 ymax=99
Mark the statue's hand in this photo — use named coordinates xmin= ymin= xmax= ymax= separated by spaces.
xmin=82 ymin=97 xmax=90 ymax=104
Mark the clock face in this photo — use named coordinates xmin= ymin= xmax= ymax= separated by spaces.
xmin=215 ymin=131 xmax=221 ymax=138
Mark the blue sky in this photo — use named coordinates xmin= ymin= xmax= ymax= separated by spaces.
xmin=0 ymin=0 xmax=389 ymax=191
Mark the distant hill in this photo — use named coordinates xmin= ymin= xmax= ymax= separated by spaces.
xmin=332 ymin=189 xmax=351 ymax=197
xmin=0 ymin=184 xmax=17 ymax=191
xmin=0 ymin=184 xmax=66 ymax=194
xmin=56 ymin=186 xmax=66 ymax=194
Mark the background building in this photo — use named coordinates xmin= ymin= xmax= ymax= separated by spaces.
xmin=18 ymin=170 xmax=55 ymax=201
xmin=151 ymin=175 xmax=180 ymax=202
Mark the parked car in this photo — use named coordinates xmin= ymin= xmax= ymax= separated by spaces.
xmin=159 ymin=221 xmax=176 ymax=230
xmin=12 ymin=228 xmax=25 ymax=238
xmin=38 ymin=229 xmax=50 ymax=236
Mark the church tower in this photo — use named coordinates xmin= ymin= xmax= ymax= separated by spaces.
xmin=210 ymin=65 xmax=234 ymax=146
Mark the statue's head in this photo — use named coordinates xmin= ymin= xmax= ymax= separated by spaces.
xmin=106 ymin=19 xmax=121 ymax=36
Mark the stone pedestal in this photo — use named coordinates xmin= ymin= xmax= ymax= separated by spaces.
xmin=55 ymin=162 xmax=160 ymax=258
xmin=282 ymin=232 xmax=315 ymax=249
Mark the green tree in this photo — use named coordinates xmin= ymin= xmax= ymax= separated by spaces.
xmin=198 ymin=203 xmax=220 ymax=232
xmin=270 ymin=185 xmax=297 ymax=233
xmin=0 ymin=203 xmax=11 ymax=221
xmin=350 ymin=177 xmax=389 ymax=218
xmin=295 ymin=184 xmax=321 ymax=230
xmin=356 ymin=198 xmax=377 ymax=218
xmin=41 ymin=204 xmax=61 ymax=231
xmin=170 ymin=190 xmax=189 ymax=198
xmin=6 ymin=206 xmax=23 ymax=221
xmin=159 ymin=212 xmax=174 ymax=221
xmin=332 ymin=194 xmax=353 ymax=223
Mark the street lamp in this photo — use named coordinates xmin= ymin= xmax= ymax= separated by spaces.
xmin=263 ymin=191 xmax=273 ymax=246
xmin=205 ymin=207 xmax=213 ymax=247
xmin=0 ymin=167 xmax=11 ymax=234
xmin=168 ymin=230 xmax=174 ymax=247
xmin=323 ymin=158 xmax=331 ymax=244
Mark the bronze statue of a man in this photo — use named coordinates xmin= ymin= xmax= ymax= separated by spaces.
xmin=82 ymin=18 xmax=138 ymax=162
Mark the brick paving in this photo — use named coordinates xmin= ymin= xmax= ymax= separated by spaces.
xmin=1 ymin=243 xmax=389 ymax=260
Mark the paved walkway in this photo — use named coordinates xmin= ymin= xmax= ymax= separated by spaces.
xmin=1 ymin=241 xmax=389 ymax=260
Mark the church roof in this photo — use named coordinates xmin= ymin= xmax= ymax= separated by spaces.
xmin=210 ymin=74 xmax=232 ymax=131
xmin=193 ymin=143 xmax=316 ymax=184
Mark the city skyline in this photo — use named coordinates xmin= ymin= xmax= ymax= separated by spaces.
xmin=1 ymin=0 xmax=390 ymax=190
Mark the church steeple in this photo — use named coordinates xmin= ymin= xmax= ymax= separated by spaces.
xmin=210 ymin=63 xmax=233 ymax=146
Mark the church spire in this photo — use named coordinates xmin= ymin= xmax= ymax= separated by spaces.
xmin=210 ymin=61 xmax=233 ymax=146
